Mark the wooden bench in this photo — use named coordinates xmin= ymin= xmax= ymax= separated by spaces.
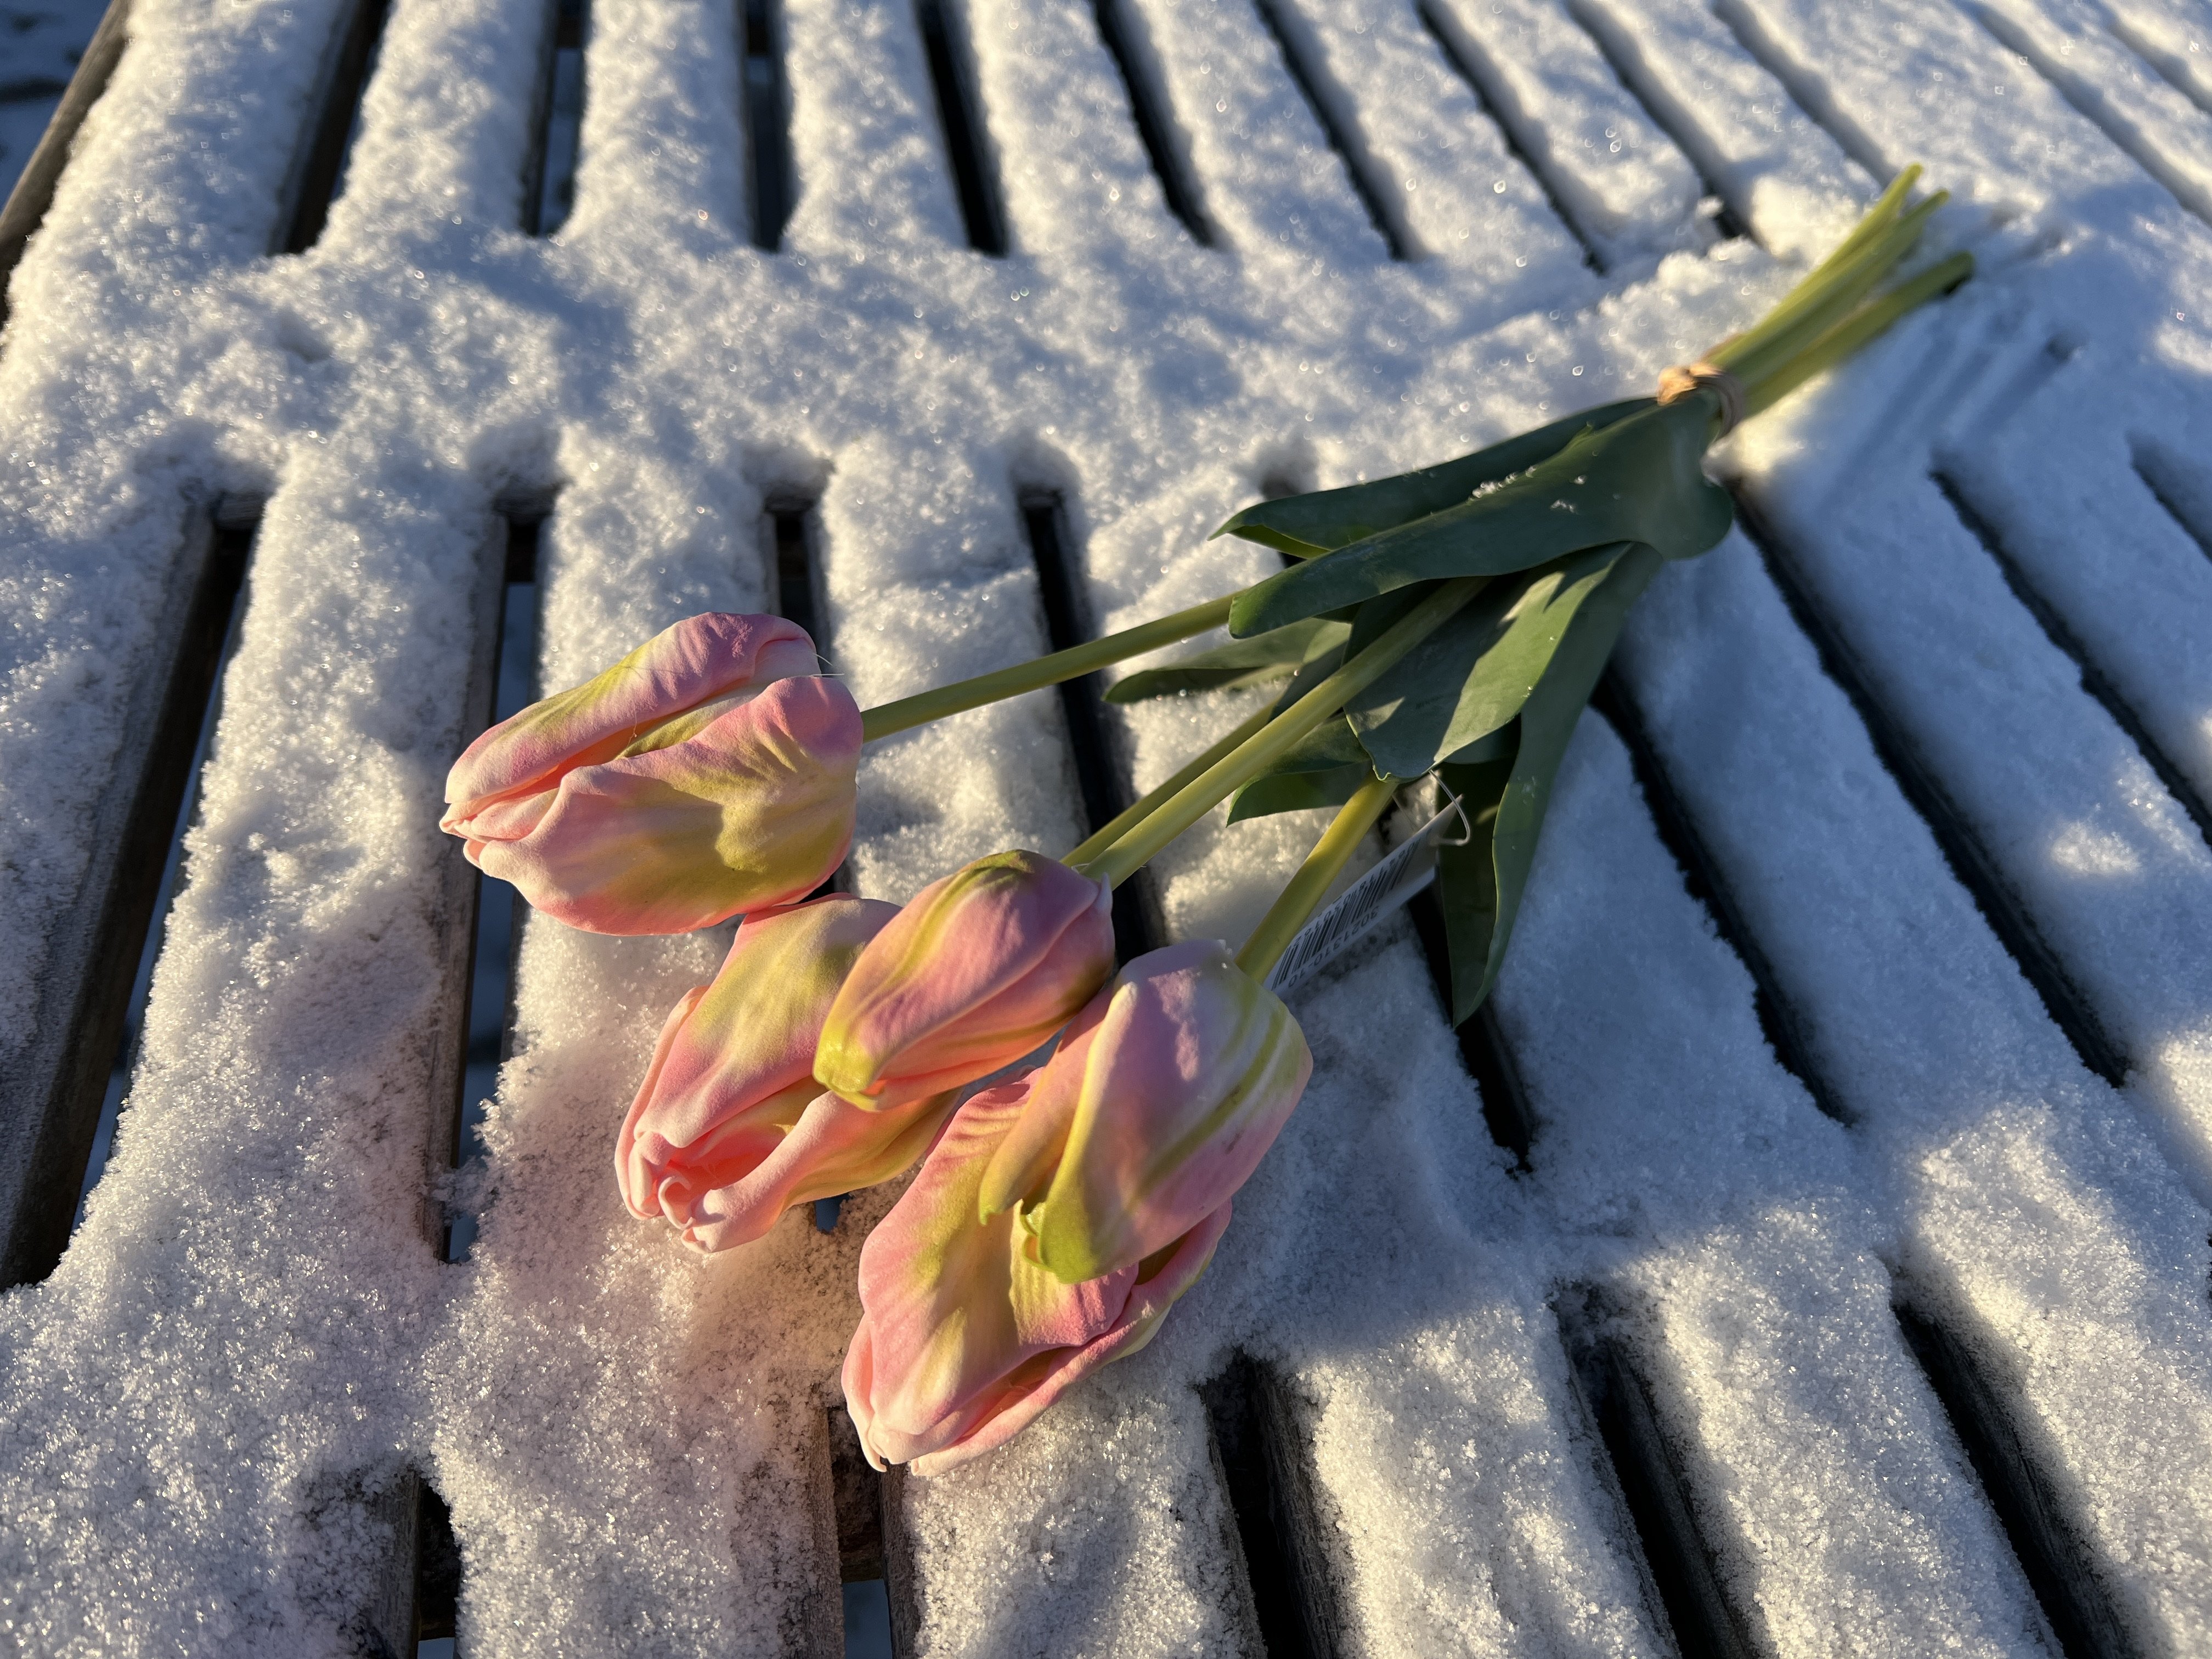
xmin=5 ymin=0 xmax=2212 ymax=1652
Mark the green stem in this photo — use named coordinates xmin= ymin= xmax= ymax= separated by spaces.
xmin=1064 ymin=704 xmax=1275 ymax=868
xmin=1083 ymin=577 xmax=1486 ymax=889
xmin=1740 ymin=251 xmax=1974 ymax=417
xmin=1718 ymin=194 xmax=1945 ymax=391
xmin=1235 ymin=772 xmax=1400 ymax=980
xmin=1707 ymin=167 xmax=1922 ymax=371
xmin=859 ymin=594 xmax=1235 ymax=742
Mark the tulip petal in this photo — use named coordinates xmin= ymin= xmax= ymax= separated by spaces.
xmin=816 ymin=851 xmax=1114 ymax=1107
xmin=847 ymin=1080 xmax=1136 ymax=1469
xmin=900 ymin=1203 xmax=1233 ymax=1478
xmin=1030 ymin=941 xmax=1311 ymax=1284
xmin=618 ymin=894 xmax=901 ymax=1220
xmin=669 ymin=1086 xmax=958 ymax=1254
xmin=444 ymin=611 xmax=819 ymax=813
xmin=465 ymin=675 xmax=861 ymax=935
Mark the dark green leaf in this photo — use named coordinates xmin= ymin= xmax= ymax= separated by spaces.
xmin=1268 ymin=637 xmax=1351 ymax=714
xmin=1434 ymin=740 xmax=1517 ymax=1026
xmin=1224 ymin=719 xmax=1370 ymax=822
xmin=1436 ymin=543 xmax=1666 ymax=1023
xmin=1345 ymin=544 xmax=1628 ymax=778
xmin=1227 ymin=764 xmax=1370 ymax=823
xmin=1106 ymin=617 xmax=1351 ymax=704
xmin=1227 ymin=399 xmax=1729 ymax=636
xmin=1211 ymin=399 xmax=1651 ymax=557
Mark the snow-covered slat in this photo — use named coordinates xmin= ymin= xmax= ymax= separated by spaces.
xmin=1564 ymin=0 xmax=1870 ymax=256
xmin=0 ymin=507 xmax=248 ymax=1288
xmin=1493 ymin=724 xmax=2053 ymax=1657
xmin=1251 ymin=0 xmax=1601 ymax=279
xmin=1935 ymin=358 xmax=2212 ymax=817
xmin=1418 ymin=0 xmax=1708 ymax=267
xmin=1737 ymin=458 xmax=2212 ymax=1201
xmin=430 ymin=483 xmax=856 ymax=1653
xmin=815 ymin=438 xmax=1090 ymax=895
xmin=961 ymin=0 xmax=1198 ymax=263
xmin=1971 ymin=0 xmax=2212 ymax=228
xmin=1615 ymin=534 xmax=2212 ymax=1654
xmin=0 ymin=0 xmax=129 ymax=318
xmin=0 ymin=459 xmax=509 ymax=1649
xmin=894 ymin=1378 xmax=1263 ymax=1654
xmin=309 ymin=0 xmax=554 ymax=245
xmin=781 ymin=0 xmax=974 ymax=252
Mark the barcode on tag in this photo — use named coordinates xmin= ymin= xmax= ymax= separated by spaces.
xmin=1265 ymin=794 xmax=1464 ymax=996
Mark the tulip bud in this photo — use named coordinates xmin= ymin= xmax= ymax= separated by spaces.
xmin=618 ymin=896 xmax=958 ymax=1252
xmin=978 ymin=940 xmax=1310 ymax=1285
xmin=814 ymin=850 xmax=1115 ymax=1109
xmin=842 ymin=1076 xmax=1231 ymax=1474
xmin=443 ymin=612 xmax=860 ymax=935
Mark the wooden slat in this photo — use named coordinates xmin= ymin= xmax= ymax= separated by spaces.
xmin=0 ymin=506 xmax=246 ymax=1288
xmin=0 ymin=0 xmax=130 ymax=322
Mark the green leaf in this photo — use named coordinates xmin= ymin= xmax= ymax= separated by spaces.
xmin=1436 ymin=543 xmax=1666 ymax=1023
xmin=1227 ymin=764 xmax=1370 ymax=823
xmin=1105 ymin=618 xmax=1350 ymax=704
xmin=1224 ymin=718 xmax=1371 ymax=822
xmin=1345 ymin=544 xmax=1628 ymax=778
xmin=1434 ymin=741 xmax=1517 ymax=1026
xmin=1227 ymin=399 xmax=1730 ymax=637
xmin=1212 ymin=399 xmax=1651 ymax=557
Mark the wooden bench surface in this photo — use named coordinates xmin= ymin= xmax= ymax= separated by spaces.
xmin=4 ymin=0 xmax=2212 ymax=1652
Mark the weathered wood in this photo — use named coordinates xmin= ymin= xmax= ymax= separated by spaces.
xmin=277 ymin=0 xmax=395 ymax=253
xmin=0 ymin=0 xmax=132 ymax=323
xmin=0 ymin=507 xmax=251 ymax=1289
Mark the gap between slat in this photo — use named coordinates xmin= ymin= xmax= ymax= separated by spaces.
xmin=1893 ymin=1302 xmax=2139 ymax=1659
xmin=1559 ymin=0 xmax=1753 ymax=243
xmin=1250 ymin=0 xmax=1415 ymax=262
xmin=524 ymin=0 xmax=587 ymax=236
xmin=445 ymin=512 xmax=544 ymax=1263
xmin=1401 ymin=884 xmax=1537 ymax=1169
xmin=63 ymin=511 xmax=258 ymax=1257
xmin=1018 ymin=488 xmax=1164 ymax=965
xmin=1729 ymin=490 xmax=2130 ymax=1090
xmin=1703 ymin=0 xmax=1893 ymax=185
xmin=1415 ymin=0 xmax=1605 ymax=270
xmin=1554 ymin=1288 xmax=1761 ymax=1659
xmin=0 ymin=0 xmax=132 ymax=325
xmin=1199 ymin=1352 xmax=1343 ymax=1659
xmin=827 ymin=1405 xmax=906 ymax=1658
xmin=915 ymin=0 xmax=1007 ymax=255
xmin=279 ymin=0 xmax=396 ymax=253
xmin=1588 ymin=670 xmax=1849 ymax=1123
xmin=1931 ymin=471 xmax=2212 ymax=851
xmin=743 ymin=0 xmax=795 ymax=250
xmin=1088 ymin=0 xmax=1214 ymax=245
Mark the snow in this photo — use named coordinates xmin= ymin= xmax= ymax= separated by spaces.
xmin=3 ymin=0 xmax=2212 ymax=1652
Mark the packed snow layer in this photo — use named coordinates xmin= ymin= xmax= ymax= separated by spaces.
xmin=2 ymin=0 xmax=2212 ymax=1651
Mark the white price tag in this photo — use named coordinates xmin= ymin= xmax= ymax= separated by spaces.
xmin=1265 ymin=792 xmax=1468 ymax=996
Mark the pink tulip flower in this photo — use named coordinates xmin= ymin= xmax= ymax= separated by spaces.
xmin=978 ymin=940 xmax=1311 ymax=1284
xmin=842 ymin=1076 xmax=1231 ymax=1474
xmin=618 ymin=896 xmax=958 ymax=1252
xmin=814 ymin=850 xmax=1115 ymax=1109
xmin=443 ymin=612 xmax=860 ymax=935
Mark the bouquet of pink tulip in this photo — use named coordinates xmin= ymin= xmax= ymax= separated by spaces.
xmin=442 ymin=172 xmax=1968 ymax=1474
